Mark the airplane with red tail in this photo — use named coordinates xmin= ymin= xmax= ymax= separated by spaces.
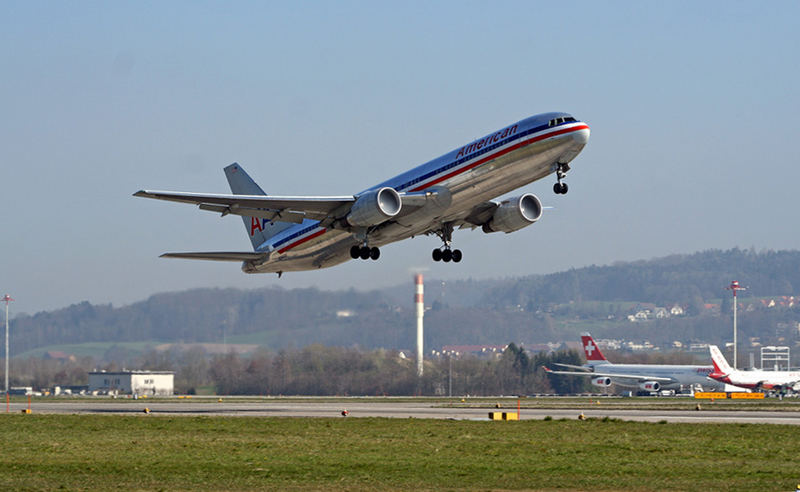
xmin=544 ymin=333 xmax=725 ymax=393
xmin=708 ymin=345 xmax=800 ymax=392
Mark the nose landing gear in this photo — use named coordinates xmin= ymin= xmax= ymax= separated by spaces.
xmin=553 ymin=162 xmax=570 ymax=195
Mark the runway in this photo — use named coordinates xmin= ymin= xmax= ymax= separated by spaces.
xmin=10 ymin=399 xmax=800 ymax=425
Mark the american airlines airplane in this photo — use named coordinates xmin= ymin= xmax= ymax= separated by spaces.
xmin=545 ymin=334 xmax=725 ymax=393
xmin=135 ymin=112 xmax=589 ymax=276
xmin=708 ymin=345 xmax=800 ymax=392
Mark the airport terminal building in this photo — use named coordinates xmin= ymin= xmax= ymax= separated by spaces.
xmin=88 ymin=370 xmax=174 ymax=396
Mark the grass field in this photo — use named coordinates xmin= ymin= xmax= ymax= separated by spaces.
xmin=1 ymin=414 xmax=799 ymax=491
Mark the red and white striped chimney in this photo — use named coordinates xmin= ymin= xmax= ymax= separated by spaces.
xmin=414 ymin=274 xmax=424 ymax=377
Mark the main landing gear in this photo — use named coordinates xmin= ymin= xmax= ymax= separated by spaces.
xmin=432 ymin=247 xmax=462 ymax=263
xmin=431 ymin=223 xmax=462 ymax=263
xmin=350 ymin=246 xmax=381 ymax=260
xmin=553 ymin=162 xmax=570 ymax=195
xmin=350 ymin=245 xmax=380 ymax=261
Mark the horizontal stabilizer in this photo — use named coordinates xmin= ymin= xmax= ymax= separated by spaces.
xmin=160 ymin=252 xmax=268 ymax=262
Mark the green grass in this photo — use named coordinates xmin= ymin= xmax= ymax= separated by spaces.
xmin=1 ymin=414 xmax=799 ymax=490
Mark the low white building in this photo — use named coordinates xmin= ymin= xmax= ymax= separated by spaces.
xmin=88 ymin=370 xmax=174 ymax=396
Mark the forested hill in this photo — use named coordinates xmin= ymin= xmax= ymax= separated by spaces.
xmin=11 ymin=287 xmax=395 ymax=354
xmin=10 ymin=248 xmax=800 ymax=353
xmin=485 ymin=248 xmax=800 ymax=310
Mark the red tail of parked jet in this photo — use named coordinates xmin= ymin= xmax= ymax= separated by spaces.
xmin=580 ymin=333 xmax=609 ymax=365
xmin=707 ymin=345 xmax=800 ymax=391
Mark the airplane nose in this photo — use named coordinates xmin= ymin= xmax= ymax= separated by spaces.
xmin=572 ymin=125 xmax=590 ymax=145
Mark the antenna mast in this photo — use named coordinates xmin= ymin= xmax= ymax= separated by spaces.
xmin=2 ymin=294 xmax=14 ymax=395
xmin=726 ymin=281 xmax=746 ymax=369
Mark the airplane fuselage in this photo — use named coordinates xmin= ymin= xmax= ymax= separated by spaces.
xmin=247 ymin=113 xmax=590 ymax=273
xmin=711 ymin=369 xmax=800 ymax=390
xmin=588 ymin=363 xmax=722 ymax=391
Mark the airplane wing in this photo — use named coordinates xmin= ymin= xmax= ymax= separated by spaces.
xmin=458 ymin=200 xmax=500 ymax=229
xmin=543 ymin=367 xmax=675 ymax=383
xmin=551 ymin=363 xmax=592 ymax=371
xmin=159 ymin=252 xmax=268 ymax=262
xmin=133 ymin=190 xmax=355 ymax=223
xmin=133 ymin=189 xmax=445 ymax=225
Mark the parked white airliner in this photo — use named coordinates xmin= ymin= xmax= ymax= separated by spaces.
xmin=545 ymin=334 xmax=725 ymax=393
xmin=708 ymin=345 xmax=800 ymax=392
xmin=135 ymin=113 xmax=589 ymax=275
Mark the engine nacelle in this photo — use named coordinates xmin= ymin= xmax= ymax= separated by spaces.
xmin=481 ymin=193 xmax=543 ymax=234
xmin=639 ymin=381 xmax=661 ymax=392
xmin=346 ymin=187 xmax=402 ymax=227
xmin=592 ymin=377 xmax=612 ymax=387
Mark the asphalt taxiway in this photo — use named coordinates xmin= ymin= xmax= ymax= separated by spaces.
xmin=9 ymin=400 xmax=800 ymax=425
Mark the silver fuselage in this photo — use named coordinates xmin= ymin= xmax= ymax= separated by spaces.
xmin=589 ymin=363 xmax=725 ymax=391
xmin=247 ymin=113 xmax=590 ymax=273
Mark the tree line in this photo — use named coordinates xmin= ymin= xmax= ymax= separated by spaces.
xmin=1 ymin=345 xmax=590 ymax=396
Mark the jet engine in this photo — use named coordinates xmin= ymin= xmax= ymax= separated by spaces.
xmin=481 ymin=193 xmax=543 ymax=234
xmin=346 ymin=187 xmax=402 ymax=227
xmin=639 ymin=381 xmax=661 ymax=392
xmin=591 ymin=377 xmax=612 ymax=387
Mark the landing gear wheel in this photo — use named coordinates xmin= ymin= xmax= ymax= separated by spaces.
xmin=369 ymin=247 xmax=380 ymax=260
xmin=431 ymin=223 xmax=463 ymax=264
xmin=350 ymin=245 xmax=361 ymax=259
xmin=442 ymin=249 xmax=453 ymax=262
xmin=359 ymin=246 xmax=371 ymax=260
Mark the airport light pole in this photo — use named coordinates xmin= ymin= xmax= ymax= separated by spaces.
xmin=727 ymin=281 xmax=745 ymax=369
xmin=2 ymin=294 xmax=13 ymax=395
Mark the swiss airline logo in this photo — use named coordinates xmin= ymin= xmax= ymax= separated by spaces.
xmin=581 ymin=335 xmax=605 ymax=361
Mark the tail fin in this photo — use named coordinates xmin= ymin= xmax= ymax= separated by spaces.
xmin=224 ymin=163 xmax=296 ymax=249
xmin=708 ymin=345 xmax=733 ymax=375
xmin=580 ymin=333 xmax=609 ymax=364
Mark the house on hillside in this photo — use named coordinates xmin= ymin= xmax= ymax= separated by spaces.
xmin=653 ymin=307 xmax=668 ymax=319
xmin=43 ymin=351 xmax=76 ymax=362
xmin=440 ymin=345 xmax=506 ymax=357
xmin=670 ymin=304 xmax=685 ymax=316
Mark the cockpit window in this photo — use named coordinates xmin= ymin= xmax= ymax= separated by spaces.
xmin=548 ymin=116 xmax=577 ymax=127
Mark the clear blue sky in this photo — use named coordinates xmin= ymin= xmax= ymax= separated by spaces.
xmin=2 ymin=2 xmax=798 ymax=315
